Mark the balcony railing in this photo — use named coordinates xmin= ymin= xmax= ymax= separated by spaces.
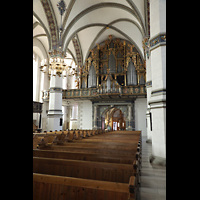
xmin=33 ymin=101 xmax=43 ymax=113
xmin=42 ymin=85 xmax=146 ymax=101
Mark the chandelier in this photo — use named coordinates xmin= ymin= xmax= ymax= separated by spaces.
xmin=40 ymin=51 xmax=78 ymax=78
xmin=40 ymin=0 xmax=78 ymax=78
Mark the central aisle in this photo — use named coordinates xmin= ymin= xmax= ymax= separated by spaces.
xmin=140 ymin=137 xmax=166 ymax=200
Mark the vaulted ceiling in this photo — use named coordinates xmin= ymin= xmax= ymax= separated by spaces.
xmin=33 ymin=0 xmax=149 ymax=66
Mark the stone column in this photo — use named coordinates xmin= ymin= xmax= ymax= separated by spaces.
xmin=127 ymin=104 xmax=133 ymax=130
xmin=93 ymin=105 xmax=98 ymax=130
xmin=143 ymin=37 xmax=153 ymax=143
xmin=41 ymin=71 xmax=49 ymax=132
xmin=62 ymin=105 xmax=70 ymax=130
xmin=149 ymin=0 xmax=166 ymax=165
xmin=47 ymin=74 xmax=63 ymax=131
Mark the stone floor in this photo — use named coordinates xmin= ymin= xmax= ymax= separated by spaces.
xmin=139 ymin=137 xmax=166 ymax=200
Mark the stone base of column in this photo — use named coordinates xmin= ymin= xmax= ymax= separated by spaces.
xmin=146 ymin=139 xmax=152 ymax=143
xmin=127 ymin=120 xmax=133 ymax=131
xmin=47 ymin=111 xmax=63 ymax=132
xmin=42 ymin=118 xmax=47 ymax=132
xmin=149 ymin=154 xmax=166 ymax=166
xmin=127 ymin=126 xmax=133 ymax=131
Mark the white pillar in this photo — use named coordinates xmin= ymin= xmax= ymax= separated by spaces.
xmin=127 ymin=104 xmax=133 ymax=131
xmin=47 ymin=74 xmax=63 ymax=131
xmin=93 ymin=105 xmax=98 ymax=130
xmin=149 ymin=0 xmax=166 ymax=164
xmin=146 ymin=52 xmax=153 ymax=142
xmin=41 ymin=68 xmax=50 ymax=132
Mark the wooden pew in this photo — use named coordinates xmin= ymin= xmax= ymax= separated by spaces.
xmin=80 ymin=131 xmax=141 ymax=144
xmin=33 ymin=134 xmax=38 ymax=149
xmin=33 ymin=130 xmax=141 ymax=199
xmin=33 ymin=149 xmax=135 ymax=164
xmin=33 ymin=133 xmax=57 ymax=149
xmin=33 ymin=157 xmax=134 ymax=184
xmin=33 ymin=134 xmax=49 ymax=149
xmin=59 ymin=141 xmax=140 ymax=151
xmin=33 ymin=149 xmax=140 ymax=184
xmin=42 ymin=145 xmax=139 ymax=157
xmin=79 ymin=130 xmax=91 ymax=138
xmin=33 ymin=173 xmax=138 ymax=200
xmin=36 ymin=130 xmax=141 ymax=171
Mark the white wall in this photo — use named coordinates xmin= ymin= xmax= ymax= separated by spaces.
xmin=135 ymin=98 xmax=147 ymax=137
xmin=77 ymin=100 xmax=92 ymax=129
xmin=33 ymin=53 xmax=41 ymax=102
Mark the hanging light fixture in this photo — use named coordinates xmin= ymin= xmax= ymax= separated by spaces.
xmin=40 ymin=0 xmax=78 ymax=78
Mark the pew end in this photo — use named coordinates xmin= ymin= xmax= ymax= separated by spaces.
xmin=133 ymin=160 xmax=140 ymax=186
xmin=128 ymin=176 xmax=137 ymax=200
xmin=33 ymin=134 xmax=38 ymax=149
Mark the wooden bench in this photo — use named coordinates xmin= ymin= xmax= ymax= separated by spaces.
xmin=36 ymin=131 xmax=141 ymax=172
xmin=33 ymin=173 xmax=138 ymax=200
xmin=33 ymin=130 xmax=141 ymax=199
xmin=33 ymin=149 xmax=141 ymax=185
xmin=43 ymin=145 xmax=140 ymax=157
xmin=33 ymin=149 xmax=134 ymax=164
xmin=59 ymin=141 xmax=140 ymax=152
xmin=33 ymin=129 xmax=115 ymax=148
xmin=33 ymin=131 xmax=74 ymax=148
xmin=33 ymin=157 xmax=134 ymax=184
xmin=33 ymin=133 xmax=58 ymax=149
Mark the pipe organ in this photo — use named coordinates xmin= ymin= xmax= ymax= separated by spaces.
xmin=80 ymin=35 xmax=146 ymax=94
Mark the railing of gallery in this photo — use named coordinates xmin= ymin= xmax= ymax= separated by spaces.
xmin=33 ymin=101 xmax=43 ymax=113
xmin=42 ymin=85 xmax=146 ymax=101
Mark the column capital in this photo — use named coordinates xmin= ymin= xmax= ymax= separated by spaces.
xmin=48 ymin=49 xmax=65 ymax=58
xmin=142 ymin=37 xmax=150 ymax=59
xmin=49 ymin=87 xmax=62 ymax=93
xmin=149 ymin=33 xmax=166 ymax=52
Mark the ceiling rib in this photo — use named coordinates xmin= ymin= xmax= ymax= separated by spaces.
xmin=40 ymin=0 xmax=58 ymax=49
xmin=62 ymin=2 xmax=145 ymax=52
xmin=64 ymin=23 xmax=144 ymax=62
xmin=33 ymin=11 xmax=51 ymax=50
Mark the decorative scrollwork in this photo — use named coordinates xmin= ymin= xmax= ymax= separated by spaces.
xmin=80 ymin=35 xmax=145 ymax=88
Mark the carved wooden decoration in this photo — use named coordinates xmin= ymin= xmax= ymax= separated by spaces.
xmin=81 ymin=35 xmax=146 ymax=89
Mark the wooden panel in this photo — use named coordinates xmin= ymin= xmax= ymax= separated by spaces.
xmin=96 ymin=189 xmax=105 ymax=200
xmin=33 ymin=130 xmax=141 ymax=199
xmin=33 ymin=173 xmax=129 ymax=193
xmin=103 ymin=168 xmax=110 ymax=182
xmin=106 ymin=191 xmax=116 ymax=200
xmin=76 ymin=186 xmax=86 ymax=200
xmin=33 ymin=149 xmax=134 ymax=164
xmin=33 ymin=157 xmax=133 ymax=183
xmin=96 ymin=167 xmax=103 ymax=181
xmin=69 ymin=185 xmax=77 ymax=200
xmin=116 ymin=192 xmax=129 ymax=200
xmin=85 ymin=188 xmax=96 ymax=200
xmin=44 ymin=183 xmax=52 ymax=200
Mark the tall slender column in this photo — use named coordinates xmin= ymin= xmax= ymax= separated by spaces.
xmin=93 ymin=105 xmax=98 ymax=130
xmin=47 ymin=74 xmax=63 ymax=131
xmin=127 ymin=104 xmax=133 ymax=130
xmin=143 ymin=37 xmax=153 ymax=143
xmin=149 ymin=0 xmax=166 ymax=164
xmin=41 ymin=66 xmax=50 ymax=132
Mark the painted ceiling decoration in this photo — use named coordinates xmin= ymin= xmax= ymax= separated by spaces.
xmin=61 ymin=2 xmax=146 ymax=48
xmin=34 ymin=0 xmax=149 ymax=65
xmin=72 ymin=34 xmax=83 ymax=67
xmin=62 ymin=0 xmax=76 ymax=29
xmin=40 ymin=0 xmax=59 ymax=49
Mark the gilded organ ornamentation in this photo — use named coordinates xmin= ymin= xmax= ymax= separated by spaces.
xmin=80 ymin=35 xmax=146 ymax=90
